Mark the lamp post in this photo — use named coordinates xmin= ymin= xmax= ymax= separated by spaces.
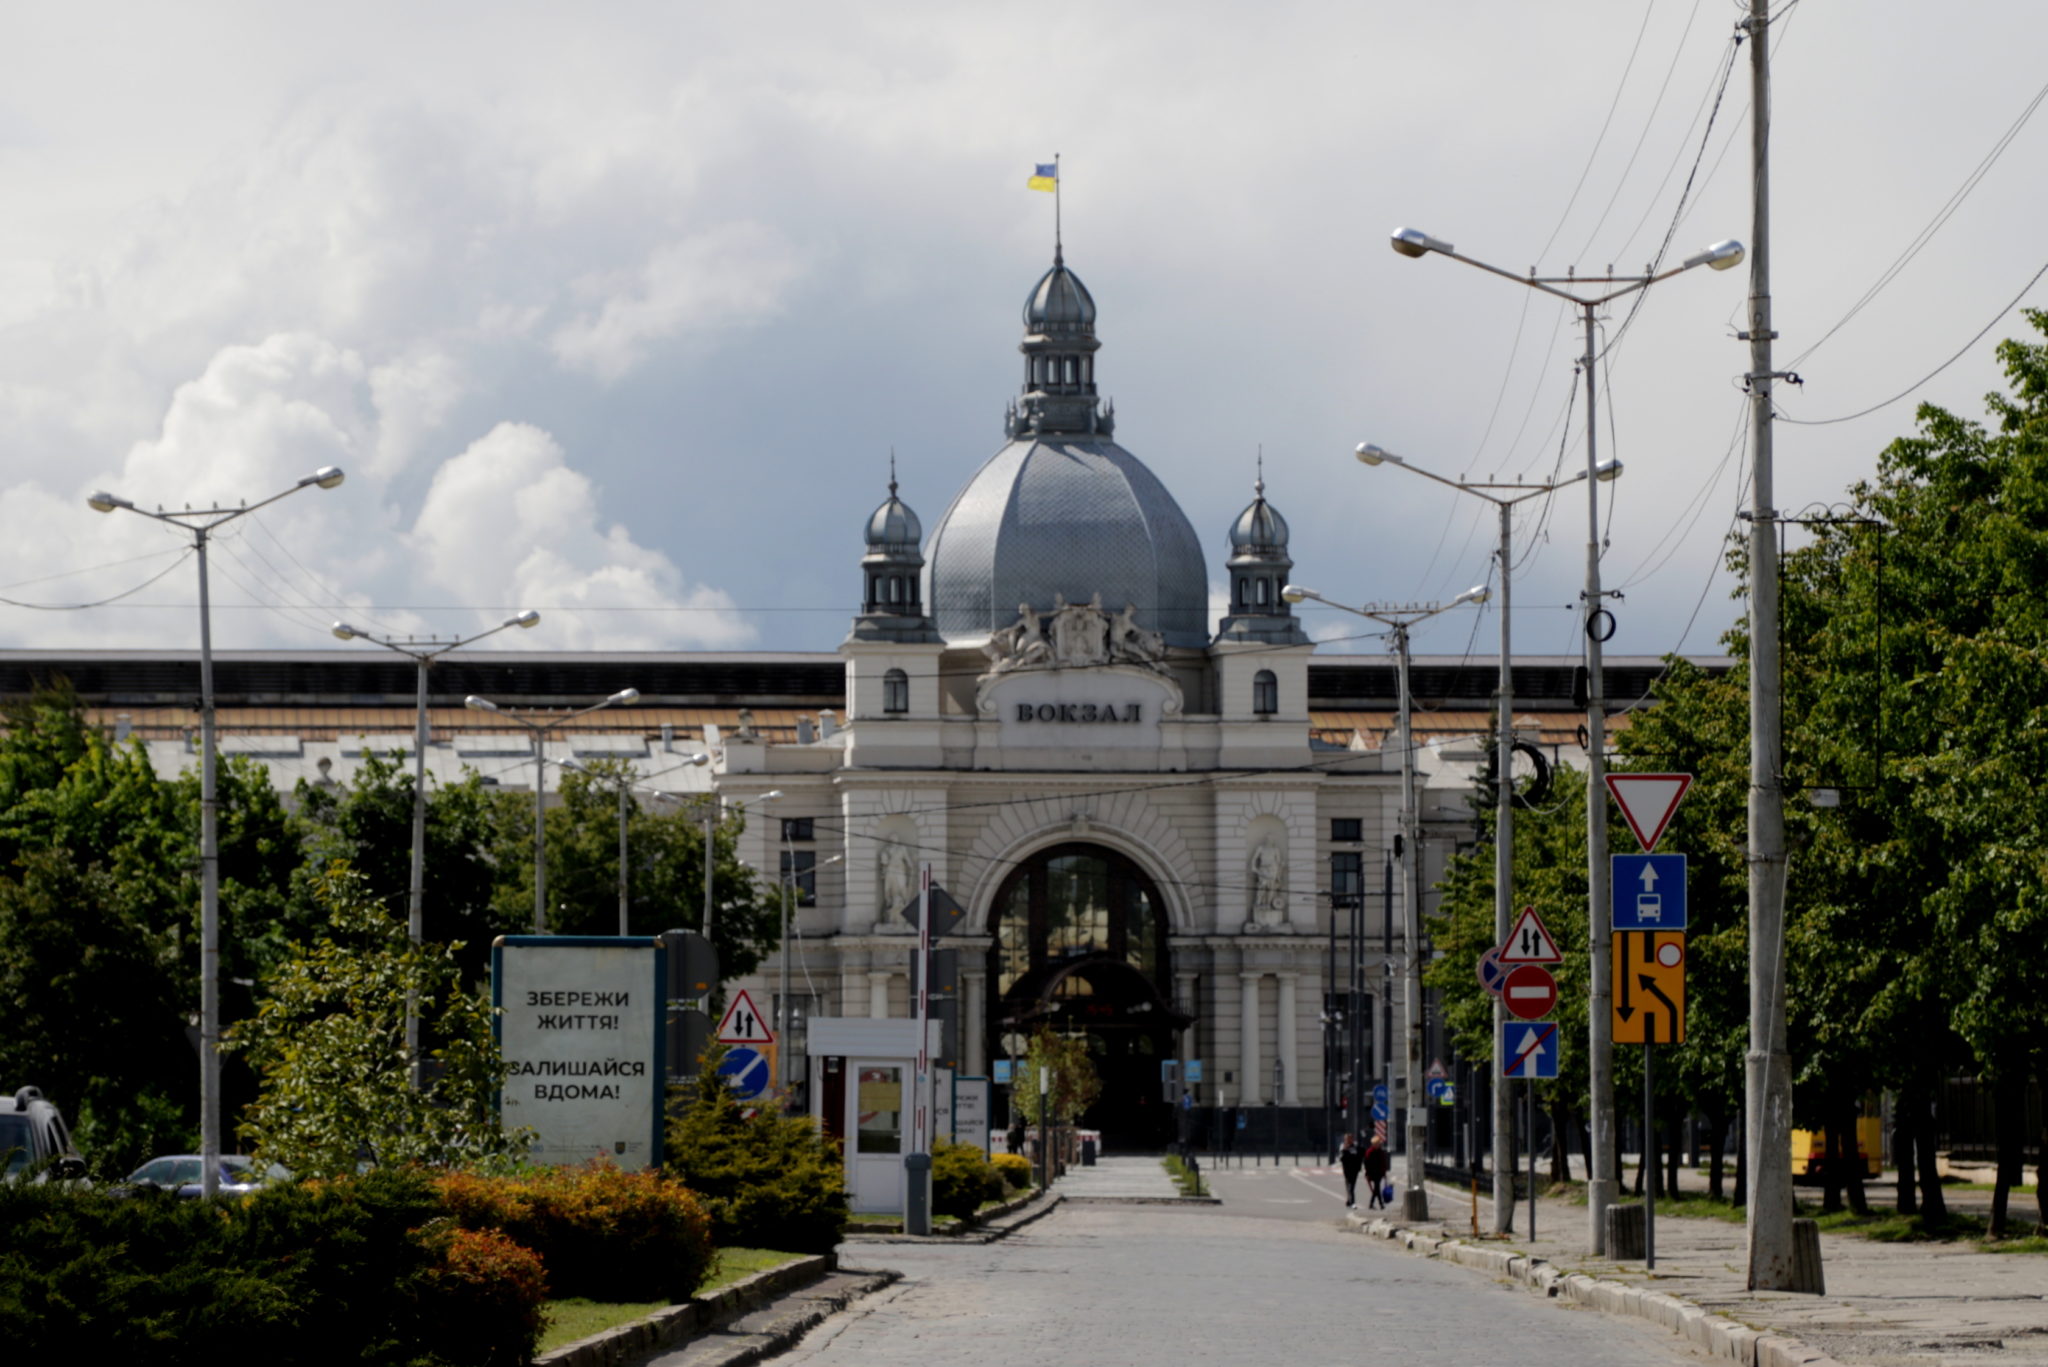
xmin=87 ymin=465 xmax=347 ymax=1197
xmin=1283 ymin=582 xmax=1488 ymax=1222
xmin=1389 ymin=225 xmax=1742 ymax=1250
xmin=777 ymin=844 xmax=843 ymax=1090
xmin=463 ymin=690 xmax=642 ymax=933
xmin=332 ymin=612 xmax=540 ymax=1069
xmin=1354 ymin=442 xmax=1620 ymax=1232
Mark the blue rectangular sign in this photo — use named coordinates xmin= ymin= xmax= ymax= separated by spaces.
xmin=1185 ymin=1060 xmax=1203 ymax=1083
xmin=1612 ymin=853 xmax=1687 ymax=930
xmin=1501 ymin=1022 xmax=1560 ymax=1079
xmin=993 ymin=1060 xmax=1013 ymax=1083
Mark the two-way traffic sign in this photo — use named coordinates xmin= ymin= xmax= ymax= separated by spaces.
xmin=1612 ymin=931 xmax=1686 ymax=1044
xmin=1501 ymin=1021 xmax=1560 ymax=1079
xmin=1613 ymin=853 xmax=1688 ymax=931
xmin=1499 ymin=906 xmax=1563 ymax=965
xmin=716 ymin=988 xmax=776 ymax=1045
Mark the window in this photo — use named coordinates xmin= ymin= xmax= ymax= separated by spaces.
xmin=781 ymin=817 xmax=814 ymax=843
xmin=780 ymin=849 xmax=817 ymax=906
xmin=1255 ymin=578 xmax=1269 ymax=606
xmin=1330 ymin=851 xmax=1364 ymax=906
xmin=1253 ymin=669 xmax=1278 ymax=715
xmin=1331 ymin=818 xmax=1363 ymax=843
xmin=883 ymin=668 xmax=910 ymax=714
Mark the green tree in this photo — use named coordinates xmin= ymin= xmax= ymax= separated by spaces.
xmin=227 ymin=863 xmax=525 ymax=1178
xmin=664 ymin=1045 xmax=849 ymax=1253
xmin=1011 ymin=1028 xmax=1101 ymax=1128
xmin=493 ymin=767 xmax=779 ymax=980
xmin=294 ymin=751 xmax=510 ymax=985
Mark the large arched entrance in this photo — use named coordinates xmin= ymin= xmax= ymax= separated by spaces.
xmin=986 ymin=842 xmax=1191 ymax=1150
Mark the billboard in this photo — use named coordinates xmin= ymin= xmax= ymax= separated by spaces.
xmin=493 ymin=935 xmax=666 ymax=1170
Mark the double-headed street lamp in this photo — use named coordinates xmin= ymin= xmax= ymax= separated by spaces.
xmin=1355 ymin=443 xmax=1620 ymax=1233
xmin=332 ymin=612 xmax=540 ymax=1067
xmin=88 ymin=465 xmax=347 ymax=1197
xmin=463 ymin=690 xmax=641 ymax=933
xmin=1282 ymin=582 xmax=1489 ymax=1222
xmin=1389 ymin=225 xmax=1742 ymax=1251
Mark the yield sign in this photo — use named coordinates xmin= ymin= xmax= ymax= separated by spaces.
xmin=716 ymin=988 xmax=776 ymax=1045
xmin=1502 ymin=964 xmax=1558 ymax=1021
xmin=1605 ymin=773 xmax=1693 ymax=853
xmin=1499 ymin=906 xmax=1563 ymax=965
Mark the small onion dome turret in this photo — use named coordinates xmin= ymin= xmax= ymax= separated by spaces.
xmin=851 ymin=469 xmax=940 ymax=644
xmin=1215 ymin=473 xmax=1309 ymax=646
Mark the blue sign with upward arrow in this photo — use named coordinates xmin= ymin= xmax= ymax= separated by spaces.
xmin=1502 ymin=1022 xmax=1560 ymax=1079
xmin=1612 ymin=853 xmax=1687 ymax=931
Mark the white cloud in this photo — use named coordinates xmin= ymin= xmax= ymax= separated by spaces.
xmin=550 ymin=223 xmax=807 ymax=384
xmin=411 ymin=422 xmax=752 ymax=650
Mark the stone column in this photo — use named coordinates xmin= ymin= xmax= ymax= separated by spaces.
xmin=1239 ymin=972 xmax=1262 ymax=1105
xmin=963 ymin=969 xmax=986 ymax=1075
xmin=868 ymin=970 xmax=892 ymax=1019
xmin=1275 ymin=972 xmax=1300 ymax=1105
xmin=838 ymin=949 xmax=870 ymax=1020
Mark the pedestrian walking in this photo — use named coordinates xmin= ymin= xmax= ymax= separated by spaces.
xmin=1338 ymin=1133 xmax=1363 ymax=1207
xmin=1362 ymin=1137 xmax=1390 ymax=1209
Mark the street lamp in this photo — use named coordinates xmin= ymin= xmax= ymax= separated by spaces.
xmin=332 ymin=611 xmax=539 ymax=1068
xmin=1389 ymin=224 xmax=1741 ymax=1252
xmin=552 ymin=753 xmax=712 ymax=935
xmin=463 ymin=689 xmax=641 ymax=932
xmin=87 ymin=464 xmax=347 ymax=1197
xmin=645 ymin=786 xmax=779 ymax=994
xmin=1355 ymin=442 xmax=1619 ymax=1233
xmin=778 ymin=844 xmax=844 ymax=1090
xmin=1283 ymin=582 xmax=1488 ymax=1221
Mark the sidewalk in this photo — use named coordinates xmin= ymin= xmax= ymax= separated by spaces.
xmin=1359 ymin=1176 xmax=2048 ymax=1367
xmin=1052 ymin=1152 xmax=1193 ymax=1202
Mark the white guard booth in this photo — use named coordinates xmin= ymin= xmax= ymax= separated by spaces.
xmin=807 ymin=1016 xmax=943 ymax=1214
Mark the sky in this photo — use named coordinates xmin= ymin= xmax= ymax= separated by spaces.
xmin=4 ymin=1 xmax=2045 ymax=664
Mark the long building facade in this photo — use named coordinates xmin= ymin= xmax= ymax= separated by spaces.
xmin=1 ymin=250 xmax=1722 ymax=1151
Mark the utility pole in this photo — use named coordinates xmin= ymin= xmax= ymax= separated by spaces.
xmin=1743 ymin=0 xmax=1796 ymax=1290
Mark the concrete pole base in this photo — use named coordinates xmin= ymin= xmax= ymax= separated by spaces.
xmin=1588 ymin=1177 xmax=1618 ymax=1255
xmin=1402 ymin=1187 xmax=1430 ymax=1222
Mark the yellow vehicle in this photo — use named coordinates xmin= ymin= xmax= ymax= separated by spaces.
xmin=1791 ymin=1118 xmax=1882 ymax=1179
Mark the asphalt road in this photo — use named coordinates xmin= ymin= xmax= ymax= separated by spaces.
xmin=784 ymin=1200 xmax=1714 ymax=1367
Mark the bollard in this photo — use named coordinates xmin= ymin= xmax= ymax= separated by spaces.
xmin=1789 ymin=1217 xmax=1826 ymax=1294
xmin=1607 ymin=1202 xmax=1647 ymax=1260
xmin=904 ymin=1152 xmax=933 ymax=1236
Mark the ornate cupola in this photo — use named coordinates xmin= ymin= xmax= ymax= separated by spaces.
xmin=1005 ymin=249 xmax=1115 ymax=440
xmin=850 ymin=463 xmax=941 ymax=644
xmin=1215 ymin=466 xmax=1310 ymax=645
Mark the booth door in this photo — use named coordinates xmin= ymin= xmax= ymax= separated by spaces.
xmin=847 ymin=1062 xmax=906 ymax=1214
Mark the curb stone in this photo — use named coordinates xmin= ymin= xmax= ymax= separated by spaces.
xmin=538 ymin=1252 xmax=883 ymax=1367
xmin=843 ymin=1189 xmax=1064 ymax=1244
xmin=1346 ymin=1214 xmax=1850 ymax=1367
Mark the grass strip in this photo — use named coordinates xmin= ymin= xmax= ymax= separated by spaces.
xmin=537 ymin=1248 xmax=810 ymax=1354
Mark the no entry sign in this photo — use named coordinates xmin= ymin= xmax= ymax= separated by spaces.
xmin=1502 ymin=964 xmax=1558 ymax=1021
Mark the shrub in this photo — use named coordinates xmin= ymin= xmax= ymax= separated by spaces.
xmin=437 ymin=1163 xmax=714 ymax=1303
xmin=930 ymin=1140 xmax=1005 ymax=1220
xmin=990 ymin=1152 xmax=1034 ymax=1190
xmin=665 ymin=1054 xmax=848 ymax=1254
xmin=416 ymin=1225 xmax=549 ymax=1367
xmin=0 ymin=1166 xmax=507 ymax=1365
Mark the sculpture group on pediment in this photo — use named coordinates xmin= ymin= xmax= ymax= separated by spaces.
xmin=983 ymin=593 xmax=1169 ymax=677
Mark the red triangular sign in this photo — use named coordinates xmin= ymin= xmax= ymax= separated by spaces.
xmin=1605 ymin=772 xmax=1693 ymax=852
xmin=1500 ymin=906 xmax=1563 ymax=965
xmin=716 ymin=988 xmax=775 ymax=1044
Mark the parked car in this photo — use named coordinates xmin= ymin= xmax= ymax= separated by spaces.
xmin=122 ymin=1154 xmax=290 ymax=1197
xmin=0 ymin=1085 xmax=88 ymax=1183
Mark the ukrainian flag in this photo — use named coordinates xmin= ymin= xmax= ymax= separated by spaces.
xmin=1027 ymin=162 xmax=1058 ymax=193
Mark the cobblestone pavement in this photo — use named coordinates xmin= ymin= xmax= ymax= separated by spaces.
xmin=775 ymin=1201 xmax=1716 ymax=1367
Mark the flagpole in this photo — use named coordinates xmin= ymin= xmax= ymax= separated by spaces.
xmin=1053 ymin=152 xmax=1062 ymax=260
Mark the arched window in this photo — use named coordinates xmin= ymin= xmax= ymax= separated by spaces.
xmin=1255 ymin=578 xmax=1270 ymax=607
xmin=1253 ymin=669 xmax=1279 ymax=716
xmin=1236 ymin=576 xmax=1249 ymax=609
xmin=883 ymin=668 xmax=909 ymax=715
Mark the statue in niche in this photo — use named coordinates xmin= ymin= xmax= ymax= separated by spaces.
xmin=879 ymin=842 xmax=917 ymax=920
xmin=1248 ymin=840 xmax=1287 ymax=925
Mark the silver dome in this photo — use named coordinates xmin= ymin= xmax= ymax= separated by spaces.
xmin=1228 ymin=489 xmax=1289 ymax=552
xmin=1024 ymin=262 xmax=1097 ymax=336
xmin=866 ymin=489 xmax=922 ymax=549
xmin=924 ymin=436 xmax=1211 ymax=648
